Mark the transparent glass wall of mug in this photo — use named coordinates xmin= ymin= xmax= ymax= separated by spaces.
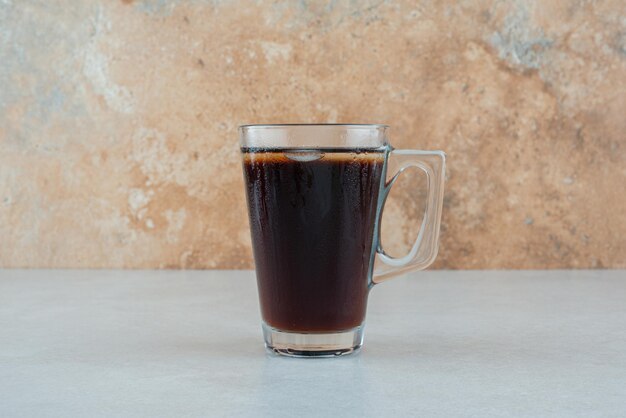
xmin=240 ymin=124 xmax=445 ymax=357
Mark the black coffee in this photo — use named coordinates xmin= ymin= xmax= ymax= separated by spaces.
xmin=242 ymin=148 xmax=385 ymax=332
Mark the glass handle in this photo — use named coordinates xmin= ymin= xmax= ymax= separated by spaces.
xmin=373 ymin=150 xmax=446 ymax=283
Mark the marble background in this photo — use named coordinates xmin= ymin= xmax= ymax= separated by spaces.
xmin=0 ymin=0 xmax=624 ymax=269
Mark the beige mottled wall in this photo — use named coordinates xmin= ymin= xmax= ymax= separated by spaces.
xmin=0 ymin=0 xmax=624 ymax=269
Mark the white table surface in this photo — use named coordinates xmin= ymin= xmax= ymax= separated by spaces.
xmin=1 ymin=270 xmax=625 ymax=417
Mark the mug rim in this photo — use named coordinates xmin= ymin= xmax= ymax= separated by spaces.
xmin=239 ymin=123 xmax=389 ymax=130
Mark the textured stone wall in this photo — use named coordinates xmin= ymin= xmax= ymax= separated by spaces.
xmin=0 ymin=0 xmax=624 ymax=269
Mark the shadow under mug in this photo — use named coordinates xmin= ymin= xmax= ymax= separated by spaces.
xmin=240 ymin=124 xmax=445 ymax=357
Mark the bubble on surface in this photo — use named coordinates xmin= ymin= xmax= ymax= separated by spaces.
xmin=284 ymin=151 xmax=325 ymax=162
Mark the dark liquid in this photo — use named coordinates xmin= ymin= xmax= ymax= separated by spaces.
xmin=243 ymin=148 xmax=385 ymax=332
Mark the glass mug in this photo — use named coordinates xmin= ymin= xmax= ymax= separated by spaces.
xmin=240 ymin=124 xmax=445 ymax=357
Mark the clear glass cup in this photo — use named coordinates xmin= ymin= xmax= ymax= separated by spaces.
xmin=240 ymin=124 xmax=445 ymax=357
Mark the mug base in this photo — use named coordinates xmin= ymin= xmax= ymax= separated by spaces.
xmin=262 ymin=322 xmax=364 ymax=358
